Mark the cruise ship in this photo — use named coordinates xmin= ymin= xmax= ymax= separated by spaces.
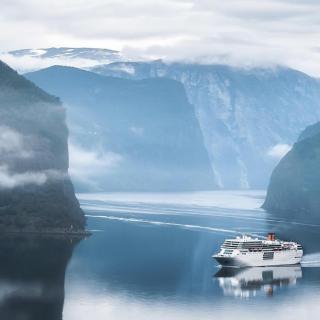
xmin=213 ymin=233 xmax=303 ymax=267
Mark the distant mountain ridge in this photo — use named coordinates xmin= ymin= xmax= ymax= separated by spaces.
xmin=26 ymin=65 xmax=216 ymax=191
xmin=91 ymin=61 xmax=320 ymax=188
xmin=11 ymin=47 xmax=320 ymax=189
xmin=8 ymin=47 xmax=124 ymax=63
xmin=0 ymin=61 xmax=85 ymax=232
xmin=1 ymin=47 xmax=129 ymax=73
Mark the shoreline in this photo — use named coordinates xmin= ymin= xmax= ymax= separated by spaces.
xmin=0 ymin=229 xmax=92 ymax=237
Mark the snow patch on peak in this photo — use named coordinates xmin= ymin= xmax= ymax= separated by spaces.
xmin=1 ymin=47 xmax=127 ymax=72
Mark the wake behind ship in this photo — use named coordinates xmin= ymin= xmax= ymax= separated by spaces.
xmin=213 ymin=233 xmax=303 ymax=267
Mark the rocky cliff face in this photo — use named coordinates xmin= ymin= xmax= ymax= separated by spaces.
xmin=91 ymin=61 xmax=320 ymax=189
xmin=297 ymin=122 xmax=320 ymax=142
xmin=26 ymin=66 xmax=215 ymax=192
xmin=0 ymin=61 xmax=85 ymax=231
xmin=263 ymin=122 xmax=320 ymax=221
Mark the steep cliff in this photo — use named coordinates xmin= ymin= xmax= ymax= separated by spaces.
xmin=263 ymin=122 xmax=320 ymax=221
xmin=26 ymin=66 xmax=215 ymax=191
xmin=0 ymin=61 xmax=85 ymax=232
xmin=91 ymin=61 xmax=320 ymax=189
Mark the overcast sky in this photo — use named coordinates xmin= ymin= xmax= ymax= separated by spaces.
xmin=1 ymin=0 xmax=320 ymax=76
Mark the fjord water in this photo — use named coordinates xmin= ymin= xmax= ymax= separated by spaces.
xmin=3 ymin=191 xmax=320 ymax=319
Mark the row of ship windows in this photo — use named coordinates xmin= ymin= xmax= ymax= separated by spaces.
xmin=222 ymin=248 xmax=284 ymax=251
xmin=222 ymin=244 xmax=302 ymax=251
xmin=224 ymin=242 xmax=301 ymax=246
xmin=222 ymin=245 xmax=282 ymax=249
xmin=223 ymin=248 xmax=298 ymax=253
xmin=223 ymin=242 xmax=279 ymax=245
xmin=223 ymin=244 xmax=281 ymax=247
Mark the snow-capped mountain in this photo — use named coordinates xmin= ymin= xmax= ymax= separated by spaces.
xmin=9 ymin=47 xmax=123 ymax=62
xmin=91 ymin=61 xmax=320 ymax=189
xmin=1 ymin=47 xmax=127 ymax=72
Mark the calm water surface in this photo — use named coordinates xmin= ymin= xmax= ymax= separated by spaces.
xmin=2 ymin=191 xmax=320 ymax=320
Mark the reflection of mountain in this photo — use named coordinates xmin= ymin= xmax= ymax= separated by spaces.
xmin=70 ymin=218 xmax=218 ymax=299
xmin=0 ymin=235 xmax=79 ymax=320
xmin=214 ymin=266 xmax=302 ymax=298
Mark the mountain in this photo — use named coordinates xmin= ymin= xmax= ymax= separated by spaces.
xmin=0 ymin=61 xmax=85 ymax=232
xmin=263 ymin=122 xmax=320 ymax=221
xmin=25 ymin=66 xmax=215 ymax=192
xmin=297 ymin=122 xmax=320 ymax=142
xmin=9 ymin=47 xmax=124 ymax=62
xmin=2 ymin=47 xmax=127 ymax=73
xmin=91 ymin=61 xmax=320 ymax=189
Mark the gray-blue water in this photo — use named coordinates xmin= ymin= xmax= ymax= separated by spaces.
xmin=2 ymin=191 xmax=320 ymax=320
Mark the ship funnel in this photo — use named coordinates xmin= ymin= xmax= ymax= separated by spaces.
xmin=267 ymin=233 xmax=276 ymax=241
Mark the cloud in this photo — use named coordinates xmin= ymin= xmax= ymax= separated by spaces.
xmin=109 ymin=63 xmax=136 ymax=75
xmin=0 ymin=126 xmax=65 ymax=189
xmin=68 ymin=143 xmax=123 ymax=185
xmin=1 ymin=0 xmax=320 ymax=75
xmin=267 ymin=143 xmax=292 ymax=159
xmin=0 ymin=126 xmax=32 ymax=158
xmin=0 ymin=165 xmax=65 ymax=189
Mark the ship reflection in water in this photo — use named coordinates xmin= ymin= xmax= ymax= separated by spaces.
xmin=214 ymin=265 xmax=302 ymax=298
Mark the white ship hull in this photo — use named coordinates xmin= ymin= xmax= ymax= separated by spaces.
xmin=214 ymin=250 xmax=302 ymax=267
